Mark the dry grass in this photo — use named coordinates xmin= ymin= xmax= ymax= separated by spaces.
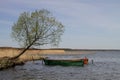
xmin=0 ymin=47 xmax=96 ymax=62
xmin=0 ymin=47 xmax=65 ymax=61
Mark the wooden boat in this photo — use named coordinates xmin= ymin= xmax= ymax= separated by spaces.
xmin=43 ymin=57 xmax=88 ymax=66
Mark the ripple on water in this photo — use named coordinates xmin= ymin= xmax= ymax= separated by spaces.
xmin=1 ymin=51 xmax=120 ymax=80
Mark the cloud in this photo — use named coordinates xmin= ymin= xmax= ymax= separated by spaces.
xmin=1 ymin=0 xmax=120 ymax=30
xmin=1 ymin=0 xmax=120 ymax=49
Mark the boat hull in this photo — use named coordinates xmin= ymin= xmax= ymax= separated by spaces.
xmin=43 ymin=59 xmax=84 ymax=66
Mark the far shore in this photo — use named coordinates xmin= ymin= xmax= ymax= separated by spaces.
xmin=0 ymin=47 xmax=120 ymax=62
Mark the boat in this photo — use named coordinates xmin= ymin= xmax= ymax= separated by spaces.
xmin=43 ymin=57 xmax=88 ymax=66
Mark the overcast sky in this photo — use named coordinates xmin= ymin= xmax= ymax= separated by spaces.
xmin=0 ymin=0 xmax=120 ymax=49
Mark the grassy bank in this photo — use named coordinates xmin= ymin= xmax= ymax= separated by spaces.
xmin=0 ymin=47 xmax=65 ymax=61
xmin=0 ymin=47 xmax=65 ymax=70
xmin=0 ymin=47 xmax=97 ymax=70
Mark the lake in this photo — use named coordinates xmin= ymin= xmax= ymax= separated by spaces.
xmin=0 ymin=51 xmax=120 ymax=80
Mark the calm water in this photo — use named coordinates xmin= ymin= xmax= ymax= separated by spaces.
xmin=1 ymin=51 xmax=120 ymax=80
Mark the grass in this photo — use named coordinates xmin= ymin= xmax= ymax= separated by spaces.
xmin=0 ymin=47 xmax=93 ymax=70
xmin=0 ymin=47 xmax=65 ymax=70
xmin=0 ymin=47 xmax=65 ymax=61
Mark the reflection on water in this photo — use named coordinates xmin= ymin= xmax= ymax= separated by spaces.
xmin=1 ymin=51 xmax=120 ymax=80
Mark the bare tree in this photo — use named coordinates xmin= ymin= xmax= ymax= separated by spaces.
xmin=11 ymin=9 xmax=64 ymax=59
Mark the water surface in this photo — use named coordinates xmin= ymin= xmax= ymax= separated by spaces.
xmin=0 ymin=51 xmax=120 ymax=80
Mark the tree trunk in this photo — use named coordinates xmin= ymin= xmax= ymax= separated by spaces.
xmin=11 ymin=39 xmax=36 ymax=60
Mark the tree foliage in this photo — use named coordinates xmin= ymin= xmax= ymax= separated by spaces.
xmin=11 ymin=9 xmax=64 ymax=59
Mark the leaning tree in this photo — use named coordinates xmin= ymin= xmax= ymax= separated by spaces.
xmin=11 ymin=9 xmax=64 ymax=59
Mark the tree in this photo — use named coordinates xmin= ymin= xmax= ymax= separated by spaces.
xmin=11 ymin=9 xmax=64 ymax=59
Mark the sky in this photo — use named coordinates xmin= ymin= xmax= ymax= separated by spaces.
xmin=0 ymin=0 xmax=120 ymax=49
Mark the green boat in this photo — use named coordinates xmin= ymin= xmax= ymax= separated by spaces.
xmin=43 ymin=58 xmax=84 ymax=66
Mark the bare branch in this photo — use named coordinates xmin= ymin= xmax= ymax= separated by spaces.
xmin=11 ymin=9 xmax=64 ymax=59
